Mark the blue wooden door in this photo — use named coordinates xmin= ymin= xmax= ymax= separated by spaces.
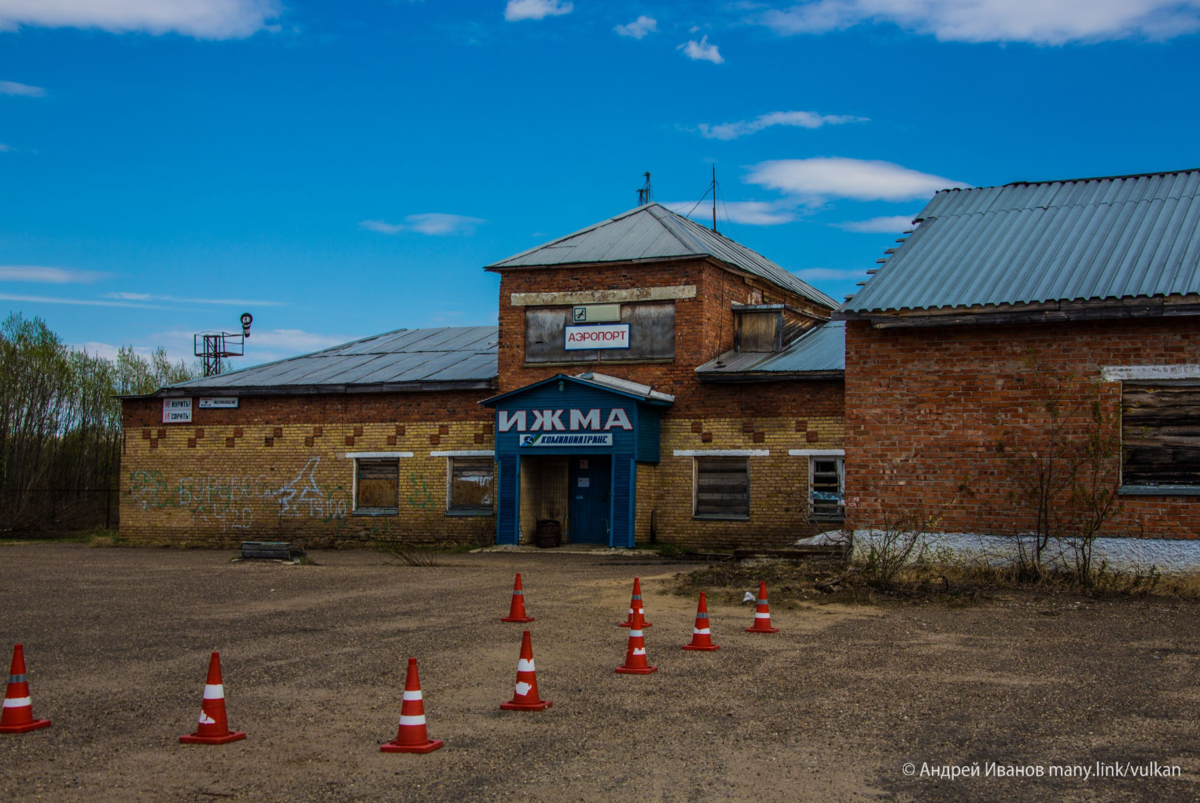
xmin=568 ymin=456 xmax=611 ymax=544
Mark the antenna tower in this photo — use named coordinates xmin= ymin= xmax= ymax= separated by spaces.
xmin=194 ymin=313 xmax=254 ymax=377
xmin=637 ymin=171 xmax=653 ymax=206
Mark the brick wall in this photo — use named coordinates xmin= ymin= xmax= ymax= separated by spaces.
xmin=120 ymin=392 xmax=495 ymax=546
xmin=120 ymin=256 xmax=847 ymax=549
xmin=844 ymin=317 xmax=1200 ymax=539
xmin=637 ymin=406 xmax=845 ymax=550
xmin=495 ymin=258 xmax=831 ymax=413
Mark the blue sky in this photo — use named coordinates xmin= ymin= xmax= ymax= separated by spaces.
xmin=2 ymin=0 xmax=1199 ymax=366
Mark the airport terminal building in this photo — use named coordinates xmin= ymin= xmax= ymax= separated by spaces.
xmin=120 ymin=203 xmax=847 ymax=549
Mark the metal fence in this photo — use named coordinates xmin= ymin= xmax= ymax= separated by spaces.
xmin=0 ymin=488 xmax=120 ymax=535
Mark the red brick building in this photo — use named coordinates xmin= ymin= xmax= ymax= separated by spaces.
xmin=839 ymin=169 xmax=1200 ymax=544
xmin=121 ymin=203 xmax=847 ymax=548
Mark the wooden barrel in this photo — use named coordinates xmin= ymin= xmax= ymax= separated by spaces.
xmin=534 ymin=520 xmax=562 ymax=549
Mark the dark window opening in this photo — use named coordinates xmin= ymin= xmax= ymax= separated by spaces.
xmin=448 ymin=457 xmax=495 ymax=515
xmin=355 ymin=458 xmax=398 ymax=515
xmin=1122 ymin=383 xmax=1200 ymax=488
xmin=694 ymin=457 xmax=750 ymax=519
xmin=809 ymin=457 xmax=844 ymax=522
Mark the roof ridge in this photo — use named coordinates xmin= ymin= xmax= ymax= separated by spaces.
xmin=486 ymin=204 xmax=664 ymax=268
xmin=934 ymin=167 xmax=1200 ymax=197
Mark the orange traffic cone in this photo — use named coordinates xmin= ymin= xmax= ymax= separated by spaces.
xmin=501 ymin=573 xmax=535 ymax=623
xmin=682 ymin=592 xmax=720 ymax=651
xmin=381 ymin=658 xmax=443 ymax=753
xmin=619 ymin=577 xmax=653 ymax=628
xmin=500 ymin=630 xmax=552 ymax=711
xmin=616 ymin=609 xmax=658 ymax=674
xmin=0 ymin=645 xmax=51 ymax=734
xmin=745 ymin=581 xmax=779 ymax=634
xmin=179 ymin=652 xmax=246 ymax=745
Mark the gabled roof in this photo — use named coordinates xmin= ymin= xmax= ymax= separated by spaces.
xmin=696 ymin=321 xmax=845 ymax=380
xmin=155 ymin=326 xmax=498 ymax=397
xmin=487 ymin=203 xmax=838 ymax=309
xmin=842 ymin=169 xmax=1200 ymax=315
xmin=481 ymin=371 xmax=674 ymax=407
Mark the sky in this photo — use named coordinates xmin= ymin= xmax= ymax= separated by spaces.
xmin=1 ymin=0 xmax=1199 ymax=367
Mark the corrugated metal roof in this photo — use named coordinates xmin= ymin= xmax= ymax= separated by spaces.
xmin=842 ymin=169 xmax=1200 ymax=314
xmin=159 ymin=326 xmax=498 ymax=396
xmin=488 ymin=203 xmax=838 ymax=309
xmin=695 ymin=321 xmax=845 ymax=377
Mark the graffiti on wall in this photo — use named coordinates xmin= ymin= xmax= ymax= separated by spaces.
xmin=129 ymin=457 xmax=349 ymax=531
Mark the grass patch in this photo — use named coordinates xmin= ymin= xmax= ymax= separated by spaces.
xmin=671 ymin=554 xmax=1200 ymax=607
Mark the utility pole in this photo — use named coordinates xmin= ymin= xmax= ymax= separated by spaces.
xmin=712 ymin=165 xmax=718 ymax=233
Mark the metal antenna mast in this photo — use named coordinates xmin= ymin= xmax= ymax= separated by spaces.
xmin=194 ymin=313 xmax=253 ymax=377
xmin=637 ymin=171 xmax=653 ymax=206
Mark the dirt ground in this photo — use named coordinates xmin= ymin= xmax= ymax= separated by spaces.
xmin=1 ymin=546 xmax=1198 ymax=803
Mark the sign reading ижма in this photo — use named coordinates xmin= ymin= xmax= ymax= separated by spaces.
xmin=564 ymin=324 xmax=630 ymax=350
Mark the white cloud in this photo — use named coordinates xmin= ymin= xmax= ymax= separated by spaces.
xmin=504 ymin=0 xmax=573 ymax=22
xmin=0 ymin=265 xmax=109 ymax=283
xmin=697 ymin=110 xmax=868 ymax=140
xmin=834 ymin=214 xmax=916 ymax=233
xmin=0 ymin=143 xmax=9 ymax=152
xmin=70 ymin=341 xmax=121 ymax=360
xmin=0 ymin=0 xmax=281 ymax=40
xmin=360 ymin=213 xmax=486 ymax=236
xmin=755 ymin=0 xmax=1200 ymax=44
xmin=665 ymin=200 xmax=798 ymax=226
xmin=0 ymin=293 xmax=164 ymax=309
xmin=104 ymin=292 xmax=285 ymax=306
xmin=793 ymin=267 xmax=869 ymax=281
xmin=0 ymin=80 xmax=45 ymax=97
xmin=745 ymin=157 xmax=969 ymax=203
xmin=615 ymin=15 xmax=657 ymax=38
xmin=678 ymin=35 xmax=724 ymax=63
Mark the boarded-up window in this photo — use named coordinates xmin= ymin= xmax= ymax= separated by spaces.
xmin=809 ymin=457 xmax=844 ymax=521
xmin=1122 ymin=383 xmax=1200 ymax=486
xmin=694 ymin=457 xmax=750 ymax=518
xmin=524 ymin=302 xmax=675 ymax=364
xmin=448 ymin=458 xmax=495 ymax=514
xmin=355 ymin=458 xmax=398 ymax=513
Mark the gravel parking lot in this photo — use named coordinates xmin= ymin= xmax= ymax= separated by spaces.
xmin=1 ymin=545 xmax=1198 ymax=802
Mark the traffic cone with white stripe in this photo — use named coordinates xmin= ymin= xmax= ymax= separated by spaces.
xmin=745 ymin=581 xmax=779 ymax=634
xmin=0 ymin=645 xmax=51 ymax=734
xmin=381 ymin=658 xmax=443 ymax=753
xmin=501 ymin=573 xmax=535 ymax=623
xmin=500 ymin=630 xmax=552 ymax=711
xmin=616 ymin=609 xmax=658 ymax=674
xmin=619 ymin=577 xmax=653 ymax=628
xmin=179 ymin=652 xmax=246 ymax=745
xmin=682 ymin=592 xmax=720 ymax=651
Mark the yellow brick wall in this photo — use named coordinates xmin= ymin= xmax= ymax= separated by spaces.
xmin=120 ymin=420 xmax=496 ymax=546
xmin=634 ymin=415 xmax=845 ymax=550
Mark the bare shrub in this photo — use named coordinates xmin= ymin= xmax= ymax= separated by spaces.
xmin=997 ymin=352 xmax=1121 ymax=586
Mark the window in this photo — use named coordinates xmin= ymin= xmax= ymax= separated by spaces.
xmin=447 ymin=458 xmax=495 ymax=515
xmin=694 ymin=457 xmax=750 ymax=519
xmin=354 ymin=458 xmax=398 ymax=515
xmin=524 ymin=302 xmax=675 ymax=364
xmin=809 ymin=457 xmax=844 ymax=521
xmin=1122 ymin=383 xmax=1200 ymax=489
